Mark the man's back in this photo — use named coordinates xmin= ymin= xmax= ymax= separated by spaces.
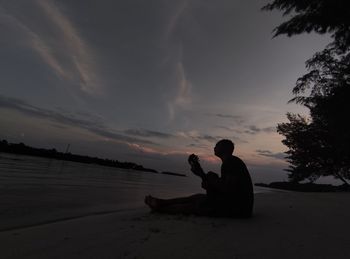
xmin=220 ymin=155 xmax=254 ymax=216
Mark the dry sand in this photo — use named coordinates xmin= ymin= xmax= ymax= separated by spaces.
xmin=0 ymin=191 xmax=349 ymax=259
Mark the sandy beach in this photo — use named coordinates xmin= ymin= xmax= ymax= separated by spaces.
xmin=1 ymin=191 xmax=349 ymax=259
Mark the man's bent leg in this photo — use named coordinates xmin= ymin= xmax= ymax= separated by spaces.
xmin=156 ymin=193 xmax=206 ymax=206
xmin=145 ymin=194 xmax=209 ymax=215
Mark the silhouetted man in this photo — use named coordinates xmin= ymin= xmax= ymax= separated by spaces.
xmin=145 ymin=139 xmax=254 ymax=218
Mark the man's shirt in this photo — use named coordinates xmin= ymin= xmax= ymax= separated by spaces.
xmin=204 ymin=155 xmax=254 ymax=216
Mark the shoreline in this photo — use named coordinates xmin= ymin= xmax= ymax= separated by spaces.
xmin=255 ymin=181 xmax=350 ymax=192
xmin=1 ymin=191 xmax=349 ymax=258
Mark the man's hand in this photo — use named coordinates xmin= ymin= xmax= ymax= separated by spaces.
xmin=188 ymin=154 xmax=205 ymax=178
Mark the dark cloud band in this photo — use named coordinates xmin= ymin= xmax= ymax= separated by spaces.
xmin=0 ymin=95 xmax=154 ymax=145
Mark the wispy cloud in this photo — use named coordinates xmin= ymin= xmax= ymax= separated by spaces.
xmin=215 ymin=113 xmax=241 ymax=119
xmin=208 ymin=113 xmax=245 ymax=126
xmin=256 ymin=149 xmax=285 ymax=160
xmin=164 ymin=0 xmax=188 ymax=40
xmin=127 ymin=143 xmax=161 ymax=155
xmin=0 ymin=95 xmax=152 ymax=145
xmin=187 ymin=143 xmax=209 ymax=149
xmin=174 ymin=62 xmax=192 ymax=106
xmin=216 ymin=125 xmax=243 ymax=133
xmin=176 ymin=130 xmax=222 ymax=143
xmin=245 ymin=125 xmax=276 ymax=135
xmin=219 ymin=123 xmax=275 ymax=135
xmin=168 ymin=61 xmax=192 ymax=120
xmin=0 ymin=0 xmax=100 ymax=95
xmin=124 ymin=129 xmax=174 ymax=139
xmin=162 ymin=1 xmax=193 ymax=121
xmin=0 ymin=8 xmax=67 ymax=79
xmin=216 ymin=123 xmax=275 ymax=144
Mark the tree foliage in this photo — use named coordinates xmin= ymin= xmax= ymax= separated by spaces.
xmin=264 ymin=0 xmax=350 ymax=184
xmin=263 ymin=0 xmax=350 ymax=52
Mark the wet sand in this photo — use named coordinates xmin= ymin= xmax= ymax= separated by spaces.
xmin=1 ymin=191 xmax=349 ymax=259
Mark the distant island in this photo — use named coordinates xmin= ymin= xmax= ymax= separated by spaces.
xmin=0 ymin=139 xmax=187 ymax=177
xmin=255 ymin=182 xmax=350 ymax=192
xmin=161 ymin=171 xmax=186 ymax=177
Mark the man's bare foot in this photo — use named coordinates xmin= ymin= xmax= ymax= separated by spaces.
xmin=144 ymin=195 xmax=160 ymax=210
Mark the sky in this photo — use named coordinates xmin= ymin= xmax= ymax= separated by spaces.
xmin=0 ymin=0 xmax=331 ymax=182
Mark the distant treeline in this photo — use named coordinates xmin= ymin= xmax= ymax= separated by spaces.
xmin=0 ymin=139 xmax=160 ymax=173
xmin=255 ymin=182 xmax=350 ymax=192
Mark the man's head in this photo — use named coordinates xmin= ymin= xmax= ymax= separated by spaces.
xmin=214 ymin=139 xmax=234 ymax=159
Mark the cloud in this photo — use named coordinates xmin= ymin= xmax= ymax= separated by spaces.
xmin=164 ymin=0 xmax=188 ymax=40
xmin=162 ymin=1 xmax=193 ymax=121
xmin=216 ymin=125 xmax=243 ymax=133
xmin=127 ymin=143 xmax=161 ymax=155
xmin=210 ymin=113 xmax=244 ymax=122
xmin=0 ymin=95 xmax=153 ymax=145
xmin=0 ymin=0 xmax=100 ymax=95
xmin=176 ymin=130 xmax=222 ymax=143
xmin=216 ymin=113 xmax=240 ymax=119
xmin=186 ymin=143 xmax=209 ymax=148
xmin=174 ymin=62 xmax=192 ymax=107
xmin=197 ymin=135 xmax=219 ymax=142
xmin=124 ymin=129 xmax=174 ymax=139
xmin=89 ymin=128 xmax=154 ymax=145
xmin=245 ymin=125 xmax=276 ymax=135
xmin=256 ymin=149 xmax=286 ymax=160
xmin=0 ymin=8 xmax=67 ymax=78
xmin=168 ymin=61 xmax=192 ymax=120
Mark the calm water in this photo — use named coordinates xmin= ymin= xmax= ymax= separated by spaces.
xmin=0 ymin=153 xmax=265 ymax=230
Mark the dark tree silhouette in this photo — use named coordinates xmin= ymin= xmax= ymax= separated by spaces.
xmin=263 ymin=0 xmax=350 ymax=52
xmin=264 ymin=0 xmax=350 ymax=184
